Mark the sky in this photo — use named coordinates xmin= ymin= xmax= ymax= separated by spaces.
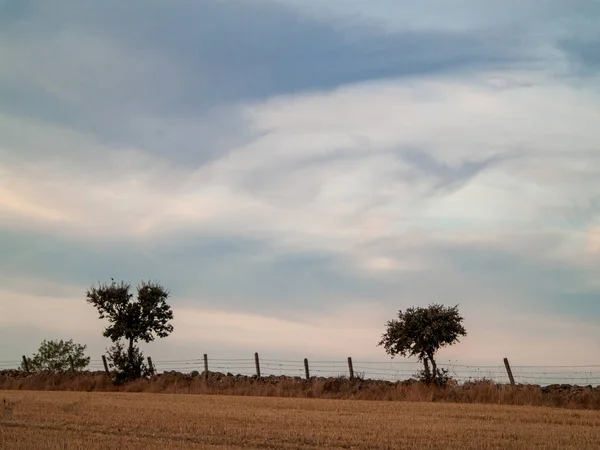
xmin=1 ymin=0 xmax=599 ymax=372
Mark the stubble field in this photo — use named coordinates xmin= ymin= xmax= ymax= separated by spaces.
xmin=2 ymin=390 xmax=600 ymax=449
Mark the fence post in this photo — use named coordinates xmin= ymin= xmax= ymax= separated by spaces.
xmin=22 ymin=356 xmax=30 ymax=373
xmin=147 ymin=357 xmax=155 ymax=376
xmin=347 ymin=357 xmax=354 ymax=380
xmin=101 ymin=355 xmax=110 ymax=375
xmin=69 ymin=355 xmax=75 ymax=372
xmin=254 ymin=352 xmax=261 ymax=378
xmin=503 ymin=357 xmax=515 ymax=385
xmin=304 ymin=358 xmax=310 ymax=380
xmin=203 ymin=354 xmax=209 ymax=380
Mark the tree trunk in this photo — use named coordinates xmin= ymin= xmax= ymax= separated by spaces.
xmin=423 ymin=358 xmax=431 ymax=382
xmin=430 ymin=355 xmax=438 ymax=383
xmin=128 ymin=337 xmax=138 ymax=377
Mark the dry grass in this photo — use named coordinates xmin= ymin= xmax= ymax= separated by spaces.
xmin=2 ymin=371 xmax=600 ymax=410
xmin=2 ymin=390 xmax=600 ymax=449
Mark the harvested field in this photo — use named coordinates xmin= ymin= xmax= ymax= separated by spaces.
xmin=2 ymin=390 xmax=600 ymax=449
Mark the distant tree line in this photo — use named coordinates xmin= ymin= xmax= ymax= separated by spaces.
xmin=22 ymin=278 xmax=174 ymax=384
xmin=23 ymin=277 xmax=466 ymax=386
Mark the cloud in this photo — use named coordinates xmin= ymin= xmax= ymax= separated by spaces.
xmin=1 ymin=1 xmax=600 ymax=367
xmin=2 ymin=70 xmax=599 ymax=308
xmin=276 ymin=0 xmax=600 ymax=34
xmin=0 ymin=0 xmax=538 ymax=169
xmin=398 ymin=148 xmax=514 ymax=194
xmin=559 ymin=36 xmax=600 ymax=75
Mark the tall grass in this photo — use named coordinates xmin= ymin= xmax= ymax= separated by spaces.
xmin=2 ymin=370 xmax=599 ymax=410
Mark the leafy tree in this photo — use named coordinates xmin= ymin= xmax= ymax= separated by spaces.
xmin=378 ymin=304 xmax=466 ymax=385
xmin=20 ymin=339 xmax=90 ymax=372
xmin=105 ymin=341 xmax=149 ymax=384
xmin=86 ymin=279 xmax=174 ymax=381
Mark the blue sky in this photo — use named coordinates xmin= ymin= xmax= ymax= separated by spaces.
xmin=1 ymin=0 xmax=599 ymax=368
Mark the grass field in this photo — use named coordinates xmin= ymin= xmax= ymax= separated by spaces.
xmin=2 ymin=390 xmax=600 ymax=449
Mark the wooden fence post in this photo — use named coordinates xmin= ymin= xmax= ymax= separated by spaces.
xmin=347 ymin=357 xmax=354 ymax=380
xmin=304 ymin=358 xmax=310 ymax=380
xmin=101 ymin=355 xmax=110 ymax=375
xmin=22 ymin=356 xmax=30 ymax=373
xmin=254 ymin=352 xmax=261 ymax=378
xmin=503 ymin=357 xmax=515 ymax=385
xmin=203 ymin=354 xmax=209 ymax=380
xmin=69 ymin=355 xmax=75 ymax=372
xmin=147 ymin=357 xmax=155 ymax=376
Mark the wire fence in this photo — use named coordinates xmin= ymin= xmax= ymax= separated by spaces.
xmin=3 ymin=357 xmax=600 ymax=387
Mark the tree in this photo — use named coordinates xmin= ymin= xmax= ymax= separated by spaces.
xmin=105 ymin=340 xmax=148 ymax=383
xmin=20 ymin=339 xmax=90 ymax=372
xmin=378 ymin=304 xmax=466 ymax=385
xmin=86 ymin=279 xmax=174 ymax=381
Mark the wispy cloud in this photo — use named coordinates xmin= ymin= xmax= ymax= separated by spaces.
xmin=0 ymin=0 xmax=599 ymax=366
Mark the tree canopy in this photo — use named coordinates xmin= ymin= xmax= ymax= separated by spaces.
xmin=86 ymin=279 xmax=174 ymax=381
xmin=21 ymin=339 xmax=90 ymax=372
xmin=378 ymin=303 xmax=466 ymax=384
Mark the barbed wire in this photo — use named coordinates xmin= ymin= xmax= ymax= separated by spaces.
xmin=2 ymin=357 xmax=600 ymax=386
